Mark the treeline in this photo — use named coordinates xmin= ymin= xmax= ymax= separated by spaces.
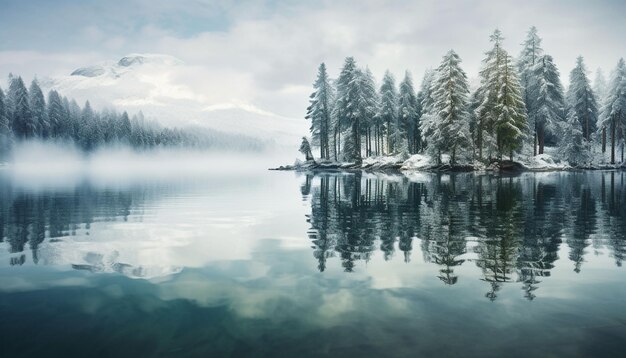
xmin=0 ymin=74 xmax=231 ymax=155
xmin=306 ymin=27 xmax=626 ymax=166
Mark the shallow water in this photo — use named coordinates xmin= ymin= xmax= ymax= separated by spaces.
xmin=1 ymin=169 xmax=625 ymax=357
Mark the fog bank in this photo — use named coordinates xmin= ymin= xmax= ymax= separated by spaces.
xmin=1 ymin=140 xmax=297 ymax=189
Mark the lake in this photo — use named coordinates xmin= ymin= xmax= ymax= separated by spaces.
xmin=1 ymin=167 xmax=626 ymax=357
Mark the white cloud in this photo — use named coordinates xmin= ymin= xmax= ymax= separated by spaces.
xmin=1 ymin=0 xmax=625 ymax=120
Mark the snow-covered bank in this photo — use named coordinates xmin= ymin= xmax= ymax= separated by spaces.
xmin=272 ymin=153 xmax=626 ymax=173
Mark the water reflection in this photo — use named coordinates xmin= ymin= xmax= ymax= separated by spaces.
xmin=2 ymin=170 xmax=626 ymax=356
xmin=305 ymin=171 xmax=626 ymax=300
xmin=1 ymin=170 xmax=625 ymax=300
xmin=0 ymin=181 xmax=188 ymax=277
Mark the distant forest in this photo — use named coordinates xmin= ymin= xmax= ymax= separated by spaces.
xmin=0 ymin=74 xmax=264 ymax=157
xmin=305 ymin=27 xmax=626 ymax=166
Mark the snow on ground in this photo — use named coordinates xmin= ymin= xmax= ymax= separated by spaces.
xmin=292 ymin=148 xmax=613 ymax=173
xmin=400 ymin=154 xmax=432 ymax=170
xmin=523 ymin=153 xmax=570 ymax=170
xmin=362 ymin=153 xmax=407 ymax=168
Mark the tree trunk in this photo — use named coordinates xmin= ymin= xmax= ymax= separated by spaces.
xmin=611 ymin=117 xmax=616 ymax=164
xmin=376 ymin=126 xmax=380 ymax=155
xmin=602 ymin=128 xmax=606 ymax=153
xmin=387 ymin=121 xmax=391 ymax=154
xmin=353 ymin=120 xmax=361 ymax=164
xmin=367 ymin=128 xmax=371 ymax=157
xmin=333 ymin=128 xmax=338 ymax=161
xmin=538 ymin=125 xmax=545 ymax=155
xmin=533 ymin=130 xmax=537 ymax=156
xmin=477 ymin=122 xmax=483 ymax=161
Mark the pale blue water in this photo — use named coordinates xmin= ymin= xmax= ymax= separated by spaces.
xmin=1 ymin=169 xmax=625 ymax=357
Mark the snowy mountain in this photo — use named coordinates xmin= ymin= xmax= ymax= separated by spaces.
xmin=41 ymin=54 xmax=307 ymax=148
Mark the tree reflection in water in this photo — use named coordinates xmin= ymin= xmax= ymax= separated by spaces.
xmin=305 ymin=171 xmax=626 ymax=300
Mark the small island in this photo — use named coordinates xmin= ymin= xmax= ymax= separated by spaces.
xmin=273 ymin=27 xmax=626 ymax=174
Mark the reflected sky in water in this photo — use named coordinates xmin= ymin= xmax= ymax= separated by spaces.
xmin=1 ymin=169 xmax=626 ymax=357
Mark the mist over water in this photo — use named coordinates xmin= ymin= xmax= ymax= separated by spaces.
xmin=2 ymin=140 xmax=296 ymax=190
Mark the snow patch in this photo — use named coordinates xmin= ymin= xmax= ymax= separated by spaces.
xmin=524 ymin=154 xmax=570 ymax=170
xmin=400 ymin=154 xmax=432 ymax=170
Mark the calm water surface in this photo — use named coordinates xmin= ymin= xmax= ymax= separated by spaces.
xmin=1 ymin=168 xmax=626 ymax=357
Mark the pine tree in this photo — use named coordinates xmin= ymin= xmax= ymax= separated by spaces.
xmin=78 ymin=101 xmax=95 ymax=150
xmin=101 ymin=109 xmax=118 ymax=143
xmin=333 ymin=57 xmax=361 ymax=162
xmin=475 ymin=29 xmax=506 ymax=160
xmin=398 ymin=71 xmax=420 ymax=154
xmin=357 ymin=67 xmax=379 ymax=157
xmin=28 ymin=80 xmax=47 ymax=138
xmin=7 ymin=76 xmax=35 ymax=139
xmin=567 ymin=56 xmax=598 ymax=143
xmin=299 ymin=137 xmax=314 ymax=161
xmin=306 ymin=63 xmax=334 ymax=160
xmin=475 ymin=29 xmax=507 ymax=160
xmin=118 ymin=111 xmax=132 ymax=142
xmin=68 ymin=99 xmax=81 ymax=140
xmin=530 ymin=54 xmax=565 ymax=154
xmin=597 ymin=58 xmax=626 ymax=164
xmin=518 ymin=26 xmax=544 ymax=154
xmin=495 ymin=53 xmax=528 ymax=160
xmin=430 ymin=50 xmax=471 ymax=164
xmin=559 ymin=109 xmax=590 ymax=166
xmin=417 ymin=70 xmax=436 ymax=151
xmin=0 ymin=87 xmax=12 ymax=153
xmin=594 ymin=68 xmax=607 ymax=105
xmin=379 ymin=70 xmax=398 ymax=154
xmin=47 ymin=90 xmax=66 ymax=138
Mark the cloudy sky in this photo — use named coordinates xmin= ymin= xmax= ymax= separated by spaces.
xmin=0 ymin=0 xmax=624 ymax=120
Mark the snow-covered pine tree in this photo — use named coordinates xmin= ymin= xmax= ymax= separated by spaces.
xmin=0 ymin=87 xmax=12 ymax=153
xmin=566 ymin=56 xmax=598 ymax=143
xmin=100 ymin=109 xmax=117 ymax=143
xmin=594 ymin=68 xmax=608 ymax=106
xmin=430 ymin=50 xmax=471 ymax=164
xmin=333 ymin=57 xmax=361 ymax=163
xmin=370 ymin=80 xmax=386 ymax=156
xmin=306 ymin=63 xmax=334 ymax=160
xmin=78 ymin=101 xmax=95 ymax=150
xmin=416 ymin=69 xmax=436 ymax=152
xmin=47 ymin=90 xmax=63 ymax=138
xmin=118 ymin=111 xmax=132 ymax=143
xmin=131 ymin=114 xmax=145 ymax=148
xmin=29 ymin=80 xmax=48 ymax=138
xmin=475 ymin=29 xmax=506 ymax=161
xmin=517 ymin=26 xmax=544 ymax=154
xmin=67 ymin=98 xmax=80 ymax=140
xmin=468 ymin=89 xmax=481 ymax=160
xmin=7 ymin=76 xmax=35 ymax=139
xmin=398 ymin=71 xmax=420 ymax=154
xmin=495 ymin=53 xmax=528 ymax=160
xmin=559 ymin=109 xmax=590 ymax=166
xmin=299 ymin=136 xmax=314 ymax=161
xmin=530 ymin=54 xmax=565 ymax=154
xmin=597 ymin=58 xmax=626 ymax=164
xmin=92 ymin=112 xmax=105 ymax=147
xmin=357 ymin=67 xmax=379 ymax=157
xmin=379 ymin=70 xmax=398 ymax=155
